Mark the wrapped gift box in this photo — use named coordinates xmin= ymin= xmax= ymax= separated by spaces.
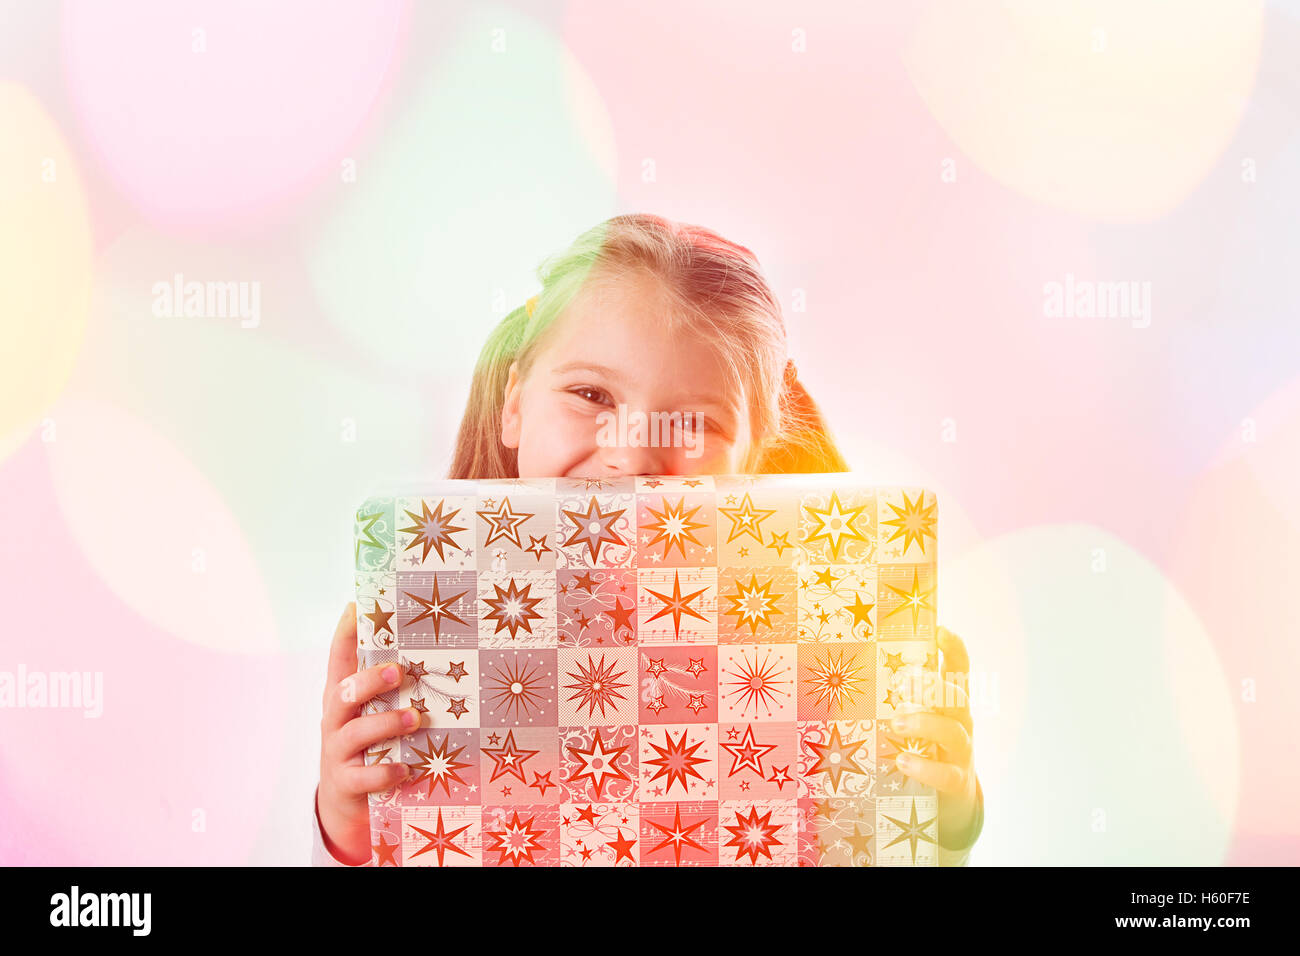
xmin=352 ymin=473 xmax=940 ymax=866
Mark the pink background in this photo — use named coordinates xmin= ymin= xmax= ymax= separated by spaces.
xmin=1 ymin=0 xmax=1297 ymax=864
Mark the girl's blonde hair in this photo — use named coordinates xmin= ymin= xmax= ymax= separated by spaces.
xmin=448 ymin=213 xmax=848 ymax=479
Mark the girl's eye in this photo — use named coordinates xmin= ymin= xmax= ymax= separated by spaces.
xmin=679 ymin=416 xmax=725 ymax=438
xmin=570 ymin=386 xmax=612 ymax=406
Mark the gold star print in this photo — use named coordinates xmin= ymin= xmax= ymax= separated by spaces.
xmin=844 ymin=593 xmax=874 ymax=635
xmin=803 ymin=491 xmax=869 ymax=561
xmin=767 ymin=531 xmax=792 ymax=557
xmin=480 ymin=577 xmax=545 ymax=639
xmin=804 ymin=723 xmax=870 ymax=792
xmin=561 ymin=496 xmax=628 ymax=564
xmin=641 ymin=496 xmax=708 ymax=560
xmin=883 ymin=567 xmax=935 ymax=633
xmin=843 ymin=823 xmax=873 ymax=863
xmin=722 ymin=573 xmax=784 ymax=636
xmin=364 ymin=600 xmax=395 ymax=637
xmin=477 ymin=496 xmax=534 ymax=550
xmin=405 ymin=659 xmax=428 ymax=680
xmin=803 ymin=646 xmax=871 ymax=714
xmin=880 ymin=490 xmax=936 ymax=557
xmin=524 ymin=535 xmax=551 ymax=560
xmin=399 ymin=499 xmax=468 ymax=563
xmin=405 ymin=577 xmax=469 ymax=641
xmin=717 ymin=493 xmax=776 ymax=545
xmin=881 ymin=799 xmax=938 ymax=865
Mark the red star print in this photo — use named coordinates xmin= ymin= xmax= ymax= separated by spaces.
xmin=483 ymin=810 xmax=548 ymax=867
xmin=372 ymin=835 xmax=400 ymax=867
xmin=604 ymin=597 xmax=635 ymax=638
xmin=644 ymin=570 xmax=709 ymax=640
xmin=566 ymin=728 xmax=633 ymax=800
xmin=643 ymin=728 xmax=710 ymax=796
xmin=767 ymin=765 xmax=794 ymax=790
xmin=719 ymin=724 xmax=779 ymax=778
xmin=606 ymin=828 xmax=637 ymax=864
xmin=407 ymin=809 xmax=473 ymax=866
xmin=481 ymin=729 xmax=539 ymax=784
xmin=722 ymin=805 xmax=783 ymax=865
xmin=528 ymin=771 xmax=556 ymax=797
xmin=644 ymin=803 xmax=709 ymax=866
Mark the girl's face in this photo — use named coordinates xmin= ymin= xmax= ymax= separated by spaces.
xmin=501 ymin=271 xmax=751 ymax=478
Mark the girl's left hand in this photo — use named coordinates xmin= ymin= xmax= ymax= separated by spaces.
xmin=889 ymin=625 xmax=980 ymax=850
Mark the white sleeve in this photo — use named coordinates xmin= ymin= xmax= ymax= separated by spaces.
xmin=312 ymin=783 xmax=371 ymax=867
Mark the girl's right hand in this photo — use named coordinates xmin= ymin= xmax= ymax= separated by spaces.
xmin=317 ymin=601 xmax=418 ymax=865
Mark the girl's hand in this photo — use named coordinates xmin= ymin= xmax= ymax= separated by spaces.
xmin=317 ymin=601 xmax=417 ymax=865
xmin=889 ymin=625 xmax=981 ymax=851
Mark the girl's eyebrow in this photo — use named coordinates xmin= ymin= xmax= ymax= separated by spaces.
xmin=551 ymin=361 xmax=629 ymax=385
xmin=551 ymin=361 xmax=733 ymax=412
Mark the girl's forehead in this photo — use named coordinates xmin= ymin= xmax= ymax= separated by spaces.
xmin=542 ymin=285 xmax=740 ymax=409
xmin=573 ymin=269 xmax=675 ymax=319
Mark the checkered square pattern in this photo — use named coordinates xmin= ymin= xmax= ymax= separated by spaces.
xmin=353 ymin=474 xmax=940 ymax=866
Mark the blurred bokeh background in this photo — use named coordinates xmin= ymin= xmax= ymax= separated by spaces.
xmin=1 ymin=0 xmax=1297 ymax=865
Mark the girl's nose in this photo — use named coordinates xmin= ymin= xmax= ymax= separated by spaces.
xmin=596 ymin=430 xmax=671 ymax=477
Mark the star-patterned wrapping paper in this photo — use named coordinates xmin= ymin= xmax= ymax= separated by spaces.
xmin=352 ymin=474 xmax=941 ymax=867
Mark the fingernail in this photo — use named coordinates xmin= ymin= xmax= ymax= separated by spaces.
xmin=382 ymin=665 xmax=399 ymax=684
xmin=894 ymin=716 xmax=912 ymax=731
xmin=897 ymin=753 xmax=913 ymax=769
xmin=401 ymin=708 xmax=418 ymax=729
xmin=397 ymin=764 xmax=411 ymax=779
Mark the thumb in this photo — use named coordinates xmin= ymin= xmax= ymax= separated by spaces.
xmin=325 ymin=601 xmax=360 ymax=695
xmin=937 ymin=625 xmax=970 ymax=678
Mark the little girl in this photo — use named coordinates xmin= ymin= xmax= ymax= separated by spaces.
xmin=313 ymin=213 xmax=984 ymax=866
